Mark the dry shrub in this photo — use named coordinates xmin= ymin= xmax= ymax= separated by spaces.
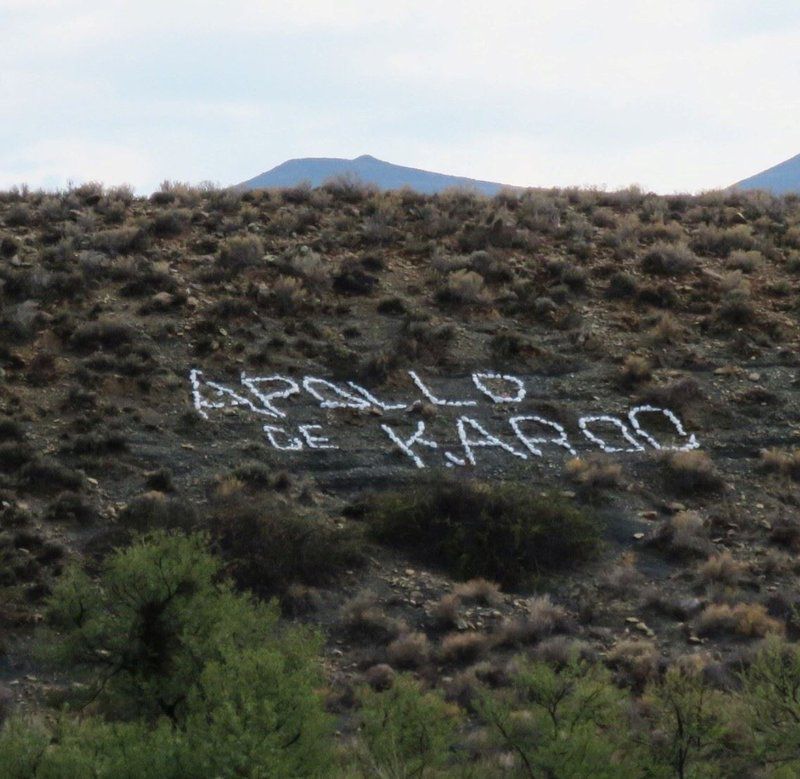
xmin=438 ymin=631 xmax=492 ymax=665
xmin=341 ymin=592 xmax=405 ymax=642
xmin=288 ymin=248 xmax=331 ymax=290
xmin=640 ymin=377 xmax=702 ymax=411
xmin=647 ymin=313 xmax=684 ymax=345
xmin=452 ymin=578 xmax=502 ymax=606
xmin=217 ymin=235 xmax=264 ymax=269
xmin=364 ymin=663 xmax=395 ymax=692
xmin=726 ymin=249 xmax=762 ymax=273
xmin=386 ymin=632 xmax=431 ymax=669
xmin=606 ymin=639 xmax=659 ymax=688
xmin=431 ymin=594 xmax=462 ymax=628
xmin=648 ymin=511 xmax=711 ymax=559
xmin=437 ymin=269 xmax=491 ymax=305
xmin=564 ymin=456 xmax=622 ymax=492
xmin=534 ymin=636 xmax=592 ymax=667
xmin=760 ymin=448 xmax=800 ymax=481
xmin=600 ymin=552 xmax=644 ymax=598
xmin=272 ymin=275 xmax=307 ymax=313
xmin=618 ymin=355 xmax=652 ymax=389
xmin=694 ymin=603 xmax=784 ymax=638
xmin=769 ymin=515 xmax=800 ymax=551
xmin=118 ymin=491 xmax=197 ymax=532
xmin=497 ymin=595 xmax=574 ymax=646
xmin=699 ymin=551 xmax=747 ymax=585
xmin=662 ymin=450 xmax=724 ymax=495
xmin=641 ymin=242 xmax=697 ymax=276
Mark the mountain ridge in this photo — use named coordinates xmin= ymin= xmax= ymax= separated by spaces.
xmin=236 ymin=154 xmax=516 ymax=195
xmin=734 ymin=152 xmax=800 ymax=194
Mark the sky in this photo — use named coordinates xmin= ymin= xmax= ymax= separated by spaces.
xmin=1 ymin=0 xmax=799 ymax=194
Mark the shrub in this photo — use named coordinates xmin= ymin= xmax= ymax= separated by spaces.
xmin=691 ymin=224 xmax=754 ymax=257
xmin=648 ymin=510 xmax=711 ymax=559
xmin=699 ymin=551 xmax=746 ymax=585
xmin=217 ymin=235 xmax=264 ymax=269
xmin=726 ymin=249 xmax=762 ymax=273
xmin=365 ymin=477 xmax=600 ymax=587
xmin=9 ymin=531 xmax=332 ymax=775
xmin=43 ymin=492 xmax=97 ymax=526
xmin=739 ymin=636 xmax=800 ymax=767
xmin=436 ymin=269 xmax=490 ymax=305
xmin=642 ymin=666 xmax=729 ymax=778
xmin=694 ymin=602 xmax=784 ymax=639
xmin=386 ymin=632 xmax=431 ymax=669
xmin=210 ymin=498 xmax=365 ymax=597
xmin=618 ymin=355 xmax=651 ymax=388
xmin=662 ymin=450 xmax=724 ymax=495
xmin=497 ymin=594 xmax=575 ymax=646
xmin=354 ymin=675 xmax=462 ymax=777
xmin=150 ymin=208 xmax=191 ymax=238
xmin=606 ymin=271 xmax=638 ymax=299
xmin=452 ymin=578 xmax=502 ymax=606
xmin=18 ymin=458 xmax=83 ymax=494
xmin=438 ymin=631 xmax=491 ymax=664
xmin=70 ymin=319 xmax=135 ymax=352
xmin=641 ymin=241 xmax=697 ymax=276
xmin=91 ymin=226 xmax=149 ymax=255
xmin=341 ymin=591 xmax=405 ymax=642
xmin=606 ymin=639 xmax=659 ymax=688
xmin=118 ymin=492 xmax=198 ymax=533
xmin=478 ymin=653 xmax=640 ymax=778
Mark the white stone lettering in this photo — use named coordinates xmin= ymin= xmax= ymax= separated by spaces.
xmin=263 ymin=425 xmax=303 ymax=450
xmin=347 ymin=382 xmax=406 ymax=411
xmin=472 ymin=372 xmax=526 ymax=403
xmin=455 ymin=416 xmax=527 ymax=466
xmin=241 ymin=373 xmax=299 ymax=418
xmin=509 ymin=415 xmax=577 ymax=457
xmin=302 ymin=376 xmax=370 ymax=409
xmin=190 ymin=369 xmax=275 ymax=419
xmin=298 ymin=424 xmax=338 ymax=450
xmin=380 ymin=421 xmax=438 ymax=468
xmin=408 ymin=371 xmax=477 ymax=407
xmin=628 ymin=405 xmax=700 ymax=451
xmin=578 ymin=415 xmax=644 ymax=453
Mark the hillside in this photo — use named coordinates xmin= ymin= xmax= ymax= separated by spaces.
xmin=734 ymin=151 xmax=800 ymax=194
xmin=3 ymin=179 xmax=800 ymax=773
xmin=237 ymin=154 xmax=513 ymax=195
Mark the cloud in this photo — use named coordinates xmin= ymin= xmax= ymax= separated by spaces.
xmin=1 ymin=1 xmax=798 ymax=192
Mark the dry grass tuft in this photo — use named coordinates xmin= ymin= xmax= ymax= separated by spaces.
xmin=662 ymin=450 xmax=724 ymax=495
xmin=693 ymin=602 xmax=784 ymax=638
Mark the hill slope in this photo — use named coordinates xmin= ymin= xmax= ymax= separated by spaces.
xmin=734 ymin=152 xmax=800 ymax=194
xmin=237 ymin=154 xmax=513 ymax=195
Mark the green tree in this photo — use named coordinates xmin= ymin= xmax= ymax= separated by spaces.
xmin=739 ymin=635 xmax=800 ymax=774
xmin=0 ymin=531 xmax=332 ymax=777
xmin=354 ymin=675 xmax=463 ymax=778
xmin=642 ymin=666 xmax=730 ymax=779
xmin=478 ymin=654 xmax=644 ymax=778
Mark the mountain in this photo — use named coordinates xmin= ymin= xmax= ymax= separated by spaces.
xmin=236 ymin=154 xmax=514 ymax=195
xmin=733 ymin=152 xmax=800 ymax=194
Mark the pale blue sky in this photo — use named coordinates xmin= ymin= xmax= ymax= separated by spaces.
xmin=1 ymin=0 xmax=799 ymax=194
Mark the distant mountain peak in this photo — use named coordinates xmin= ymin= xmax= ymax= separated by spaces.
xmin=734 ymin=152 xmax=800 ymax=195
xmin=236 ymin=155 xmax=516 ymax=195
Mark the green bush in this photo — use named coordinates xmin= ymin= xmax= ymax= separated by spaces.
xmin=478 ymin=653 xmax=643 ymax=778
xmin=3 ymin=531 xmax=333 ymax=777
xmin=354 ymin=675 xmax=462 ymax=777
xmin=211 ymin=498 xmax=365 ymax=598
xmin=365 ymin=477 xmax=600 ymax=588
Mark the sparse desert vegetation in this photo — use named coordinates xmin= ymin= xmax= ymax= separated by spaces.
xmin=2 ymin=181 xmax=800 ymax=774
